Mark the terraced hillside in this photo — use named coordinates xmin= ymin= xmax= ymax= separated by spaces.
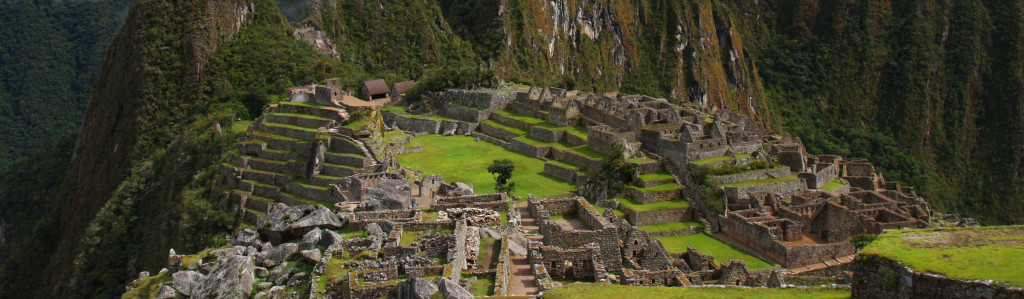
xmin=220 ymin=102 xmax=379 ymax=224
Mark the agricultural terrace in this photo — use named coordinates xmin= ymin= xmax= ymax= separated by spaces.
xmin=860 ymin=225 xmax=1024 ymax=287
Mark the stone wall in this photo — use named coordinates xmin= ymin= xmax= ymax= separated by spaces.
xmin=507 ymin=139 xmax=550 ymax=158
xmin=724 ymin=179 xmax=807 ymax=201
xmin=438 ymin=89 xmax=516 ymax=110
xmin=383 ymin=112 xmax=440 ymax=134
xmin=621 ymin=205 xmax=693 ymax=226
xmin=708 ymin=167 xmax=792 ymax=186
xmin=720 ymin=213 xmax=855 ymax=267
xmin=479 ymin=122 xmax=520 ymax=141
xmin=544 ymin=163 xmax=578 ymax=183
xmin=530 ymin=126 xmax=564 ymax=143
xmin=851 ymin=255 xmax=1024 ymax=299
xmin=799 ymin=164 xmax=838 ymax=189
xmin=626 ymin=186 xmax=682 ymax=204
xmin=493 ymin=239 xmax=512 ymax=296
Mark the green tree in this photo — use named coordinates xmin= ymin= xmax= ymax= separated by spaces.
xmin=487 ymin=159 xmax=516 ymax=194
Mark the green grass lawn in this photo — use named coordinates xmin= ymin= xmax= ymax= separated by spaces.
xmin=396 ymin=135 xmax=577 ymax=198
xmin=534 ymin=122 xmax=589 ymax=140
xmin=691 ymin=153 xmax=753 ymax=166
xmin=820 ymin=178 xmax=846 ymax=192
xmin=231 ymin=120 xmax=253 ymax=133
xmin=861 ymin=226 xmax=1024 ymax=286
xmin=626 ymin=182 xmax=683 ymax=193
xmin=720 ymin=176 xmax=799 ymax=187
xmin=595 ymin=206 xmax=626 ymax=218
xmin=514 ymin=136 xmax=574 ymax=151
xmin=638 ymin=220 xmax=703 ymax=234
xmin=482 ymin=119 xmax=529 ymax=136
xmin=544 ymin=283 xmax=850 ymax=299
xmin=637 ymin=172 xmax=675 ymax=182
xmin=568 ymin=146 xmax=609 ymax=160
xmin=656 ymin=233 xmax=774 ymax=270
xmin=492 ymin=109 xmax=546 ymax=125
xmin=272 ymin=112 xmax=333 ymax=121
xmin=467 ymin=275 xmax=495 ymax=296
xmin=616 ymin=197 xmax=690 ymax=212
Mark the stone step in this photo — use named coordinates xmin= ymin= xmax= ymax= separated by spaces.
xmin=284 ymin=180 xmax=333 ymax=203
xmin=239 ymin=168 xmax=294 ymax=187
xmin=244 ymin=194 xmax=275 ymax=213
xmin=279 ymin=191 xmax=334 ymax=208
xmin=311 ymin=174 xmax=344 ymax=186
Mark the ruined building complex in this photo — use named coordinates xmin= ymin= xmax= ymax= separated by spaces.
xmin=135 ymin=81 xmax=940 ymax=298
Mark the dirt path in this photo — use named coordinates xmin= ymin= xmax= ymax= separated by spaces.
xmin=508 ymin=202 xmax=541 ymax=296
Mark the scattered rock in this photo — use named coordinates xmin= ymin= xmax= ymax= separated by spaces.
xmin=258 ymin=204 xmax=315 ymax=245
xmin=256 ymin=282 xmax=273 ymax=290
xmin=287 ymin=272 xmax=308 ymax=287
xmin=193 ymin=255 xmax=255 ymax=298
xmin=268 ymin=286 xmax=285 ymax=298
xmin=154 ymin=285 xmax=177 ymax=299
xmin=137 ymin=271 xmax=150 ymax=280
xmin=233 ymin=228 xmax=261 ymax=247
xmin=299 ymin=227 xmax=322 ymax=250
xmin=301 ymin=249 xmax=322 ymax=264
xmin=264 ymin=243 xmax=299 ymax=265
xmin=290 ymin=206 xmax=343 ymax=235
xmin=387 ymin=277 xmax=438 ymax=299
xmin=437 ymin=278 xmax=473 ymax=299
xmin=254 ymin=267 xmax=269 ymax=278
xmin=171 ymin=270 xmax=204 ymax=297
xmin=320 ymin=229 xmax=344 ymax=247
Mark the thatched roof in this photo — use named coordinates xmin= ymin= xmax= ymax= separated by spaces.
xmin=392 ymin=80 xmax=416 ymax=95
xmin=362 ymin=79 xmax=389 ymax=96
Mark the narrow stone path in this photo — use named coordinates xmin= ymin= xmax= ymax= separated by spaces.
xmin=508 ymin=202 xmax=541 ymax=296
xmin=782 ymin=254 xmax=857 ymax=275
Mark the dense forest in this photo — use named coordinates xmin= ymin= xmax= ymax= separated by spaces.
xmin=0 ymin=0 xmax=1020 ymax=297
xmin=0 ymin=0 xmax=132 ymax=170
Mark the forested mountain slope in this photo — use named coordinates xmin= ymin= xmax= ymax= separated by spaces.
xmin=0 ymin=0 xmax=1019 ymax=297
xmin=0 ymin=0 xmax=132 ymax=170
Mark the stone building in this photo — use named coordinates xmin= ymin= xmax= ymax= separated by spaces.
xmin=361 ymin=79 xmax=390 ymax=101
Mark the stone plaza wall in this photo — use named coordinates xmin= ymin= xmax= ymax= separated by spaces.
xmin=708 ymin=167 xmax=792 ymax=186
xmin=621 ymin=205 xmax=693 ymax=226
xmin=626 ymin=186 xmax=682 ymax=204
xmin=544 ymin=163 xmax=578 ymax=183
xmin=724 ymin=179 xmax=807 ymax=200
xmin=851 ymin=255 xmax=1024 ymax=299
xmin=479 ymin=122 xmax=520 ymax=141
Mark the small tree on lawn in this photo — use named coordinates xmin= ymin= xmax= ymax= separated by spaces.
xmin=488 ymin=159 xmax=516 ymax=195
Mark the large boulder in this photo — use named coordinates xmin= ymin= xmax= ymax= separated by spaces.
xmin=478 ymin=227 xmax=502 ymax=239
xmin=233 ymin=228 xmax=261 ymax=247
xmin=263 ymin=243 xmax=299 ymax=265
xmin=437 ymin=278 xmax=473 ymax=299
xmin=257 ymin=204 xmax=315 ymax=245
xmin=299 ymin=227 xmax=322 ymax=251
xmin=387 ymin=277 xmax=438 ymax=299
xmin=507 ymin=240 xmax=527 ymax=257
xmin=320 ymin=229 xmax=345 ymax=247
xmin=300 ymin=249 xmax=322 ymax=264
xmin=363 ymin=179 xmax=416 ymax=210
xmin=171 ymin=271 xmax=204 ymax=297
xmin=154 ymin=285 xmax=177 ymax=299
xmin=193 ymin=255 xmax=256 ymax=298
xmin=366 ymin=223 xmax=385 ymax=237
xmin=289 ymin=206 xmax=343 ymax=235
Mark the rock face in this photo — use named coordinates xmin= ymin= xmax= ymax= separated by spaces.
xmin=437 ymin=278 xmax=473 ymax=299
xmin=387 ymin=277 xmax=438 ymax=299
xmin=171 ymin=270 xmax=204 ymax=297
xmin=263 ymin=243 xmax=299 ymax=265
xmin=193 ymin=255 xmax=256 ymax=298
xmin=363 ymin=179 xmax=416 ymax=210
xmin=154 ymin=285 xmax=177 ymax=299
